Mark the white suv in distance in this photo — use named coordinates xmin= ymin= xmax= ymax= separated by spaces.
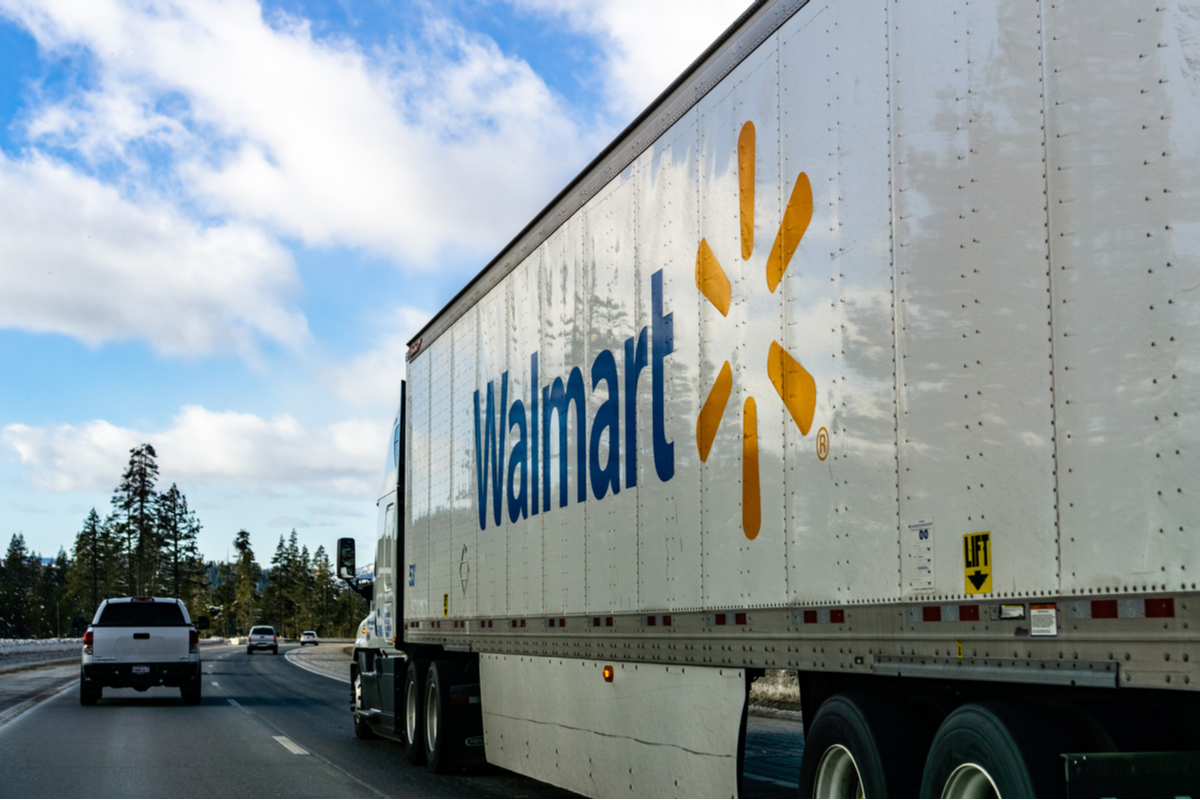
xmin=299 ymin=631 xmax=318 ymax=646
xmin=246 ymin=626 xmax=278 ymax=655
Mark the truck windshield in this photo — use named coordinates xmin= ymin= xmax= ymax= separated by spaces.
xmin=96 ymin=602 xmax=186 ymax=626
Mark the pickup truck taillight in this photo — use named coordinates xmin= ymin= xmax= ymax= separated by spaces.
xmin=83 ymin=631 xmax=93 ymax=649
xmin=189 ymin=630 xmax=199 ymax=650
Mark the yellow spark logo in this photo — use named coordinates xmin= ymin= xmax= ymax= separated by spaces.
xmin=695 ymin=121 xmax=816 ymax=540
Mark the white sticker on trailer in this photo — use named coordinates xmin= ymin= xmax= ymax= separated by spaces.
xmin=1030 ymin=604 xmax=1057 ymax=637
xmin=907 ymin=521 xmax=935 ymax=593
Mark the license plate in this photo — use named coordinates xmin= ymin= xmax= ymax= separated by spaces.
xmin=132 ymin=665 xmax=150 ymax=675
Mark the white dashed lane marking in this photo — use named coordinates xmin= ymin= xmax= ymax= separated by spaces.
xmin=273 ymin=736 xmax=309 ymax=755
xmin=227 ymin=699 xmax=240 ymax=707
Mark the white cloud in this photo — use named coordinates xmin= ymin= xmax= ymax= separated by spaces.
xmin=2 ymin=0 xmax=599 ymax=266
xmin=327 ymin=305 xmax=431 ymax=406
xmin=0 ymin=152 xmax=306 ymax=356
xmin=1 ymin=405 xmax=389 ymax=498
xmin=512 ymin=0 xmax=751 ymax=118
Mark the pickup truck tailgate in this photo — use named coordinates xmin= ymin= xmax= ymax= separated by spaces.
xmin=93 ymin=627 xmax=190 ymax=661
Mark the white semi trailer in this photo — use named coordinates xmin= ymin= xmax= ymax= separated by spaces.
xmin=337 ymin=0 xmax=1200 ymax=795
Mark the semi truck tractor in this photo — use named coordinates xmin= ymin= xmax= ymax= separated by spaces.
xmin=337 ymin=0 xmax=1200 ymax=795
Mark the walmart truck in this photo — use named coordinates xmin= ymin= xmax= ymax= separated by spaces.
xmin=337 ymin=0 xmax=1200 ymax=795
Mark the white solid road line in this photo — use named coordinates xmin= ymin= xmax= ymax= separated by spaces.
xmin=227 ymin=699 xmax=240 ymax=706
xmin=742 ymin=770 xmax=799 ymax=789
xmin=273 ymin=735 xmax=309 ymax=755
xmin=284 ymin=649 xmax=350 ymax=684
xmin=211 ymin=681 xmax=219 ymax=687
xmin=0 ymin=682 xmax=76 ymax=733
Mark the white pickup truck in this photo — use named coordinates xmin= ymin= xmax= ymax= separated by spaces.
xmin=80 ymin=597 xmax=207 ymax=705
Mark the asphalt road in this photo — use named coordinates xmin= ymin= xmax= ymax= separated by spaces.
xmin=0 ymin=644 xmax=802 ymax=798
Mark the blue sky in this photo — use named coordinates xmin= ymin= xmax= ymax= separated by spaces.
xmin=0 ymin=0 xmax=747 ymax=564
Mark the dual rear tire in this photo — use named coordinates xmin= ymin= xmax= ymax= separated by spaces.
xmin=403 ymin=659 xmax=482 ymax=773
xmin=799 ymin=694 xmax=1081 ymax=798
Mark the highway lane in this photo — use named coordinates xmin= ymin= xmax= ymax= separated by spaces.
xmin=0 ymin=643 xmax=802 ymax=797
xmin=0 ymin=644 xmax=566 ymax=798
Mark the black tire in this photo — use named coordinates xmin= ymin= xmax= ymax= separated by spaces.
xmin=181 ymin=674 xmax=202 ymax=705
xmin=352 ymin=668 xmax=377 ymax=740
xmin=79 ymin=672 xmax=101 ymax=706
xmin=246 ymin=647 xmax=252 ymax=655
xmin=920 ymin=701 xmax=1080 ymax=798
xmin=403 ymin=659 xmax=430 ymax=765
xmin=799 ymin=692 xmax=930 ymax=798
xmin=272 ymin=647 xmax=278 ymax=654
xmin=423 ymin=660 xmax=464 ymax=774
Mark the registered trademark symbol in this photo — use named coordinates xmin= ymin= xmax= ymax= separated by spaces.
xmin=816 ymin=427 xmax=829 ymax=461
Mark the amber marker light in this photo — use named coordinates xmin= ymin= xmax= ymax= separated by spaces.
xmin=602 ymin=665 xmax=614 ymax=683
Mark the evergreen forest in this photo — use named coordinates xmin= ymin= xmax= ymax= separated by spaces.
xmin=0 ymin=444 xmax=368 ymax=639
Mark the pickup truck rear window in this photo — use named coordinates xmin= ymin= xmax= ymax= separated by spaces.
xmin=250 ymin=627 xmax=275 ymax=636
xmin=96 ymin=602 xmax=187 ymax=626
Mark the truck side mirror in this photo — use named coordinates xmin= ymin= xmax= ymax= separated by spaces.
xmin=72 ymin=617 xmax=85 ymax=633
xmin=337 ymin=537 xmax=357 ymax=581
xmin=196 ymin=616 xmax=210 ymax=631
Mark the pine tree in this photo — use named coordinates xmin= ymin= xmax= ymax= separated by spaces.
xmin=312 ymin=546 xmax=335 ymax=634
xmin=112 ymin=444 xmax=160 ymax=596
xmin=155 ymin=483 xmax=205 ymax=606
xmin=66 ymin=509 xmax=105 ymax=620
xmin=0 ymin=534 xmax=33 ymax=637
xmin=232 ymin=530 xmax=260 ymax=635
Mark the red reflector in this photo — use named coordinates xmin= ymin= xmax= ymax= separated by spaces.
xmin=959 ymin=605 xmax=980 ymax=621
xmin=662 ymin=615 xmax=672 ymax=626
xmin=605 ymin=617 xmax=613 ymax=627
xmin=559 ymin=618 xmax=565 ymax=627
xmin=189 ymin=630 xmax=199 ymax=648
xmin=714 ymin=613 xmax=727 ymax=626
xmin=520 ymin=619 xmax=526 ymax=627
xmin=646 ymin=616 xmax=656 ymax=626
xmin=923 ymin=606 xmax=942 ymax=622
xmin=735 ymin=613 xmax=747 ymax=625
xmin=511 ymin=620 xmax=517 ymax=628
xmin=1146 ymin=598 xmax=1175 ymax=618
xmin=592 ymin=617 xmax=601 ymax=627
xmin=1092 ymin=599 xmax=1119 ymax=619
xmin=803 ymin=610 xmax=818 ymax=624
xmin=451 ymin=696 xmax=469 ymax=704
xmin=830 ymin=609 xmax=845 ymax=624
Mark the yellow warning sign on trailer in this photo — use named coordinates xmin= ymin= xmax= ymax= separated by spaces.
xmin=963 ymin=532 xmax=992 ymax=594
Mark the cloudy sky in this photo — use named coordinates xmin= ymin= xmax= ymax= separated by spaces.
xmin=0 ymin=0 xmax=748 ymax=563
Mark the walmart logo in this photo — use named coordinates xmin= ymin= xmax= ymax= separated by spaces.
xmin=472 ymin=271 xmax=675 ymax=531
xmin=694 ymin=121 xmax=816 ymax=539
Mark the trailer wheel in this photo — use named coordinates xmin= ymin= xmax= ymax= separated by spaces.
xmin=920 ymin=701 xmax=1077 ymax=798
xmin=799 ymin=692 xmax=928 ymax=797
xmin=403 ymin=659 xmax=429 ymax=764
xmin=423 ymin=661 xmax=463 ymax=773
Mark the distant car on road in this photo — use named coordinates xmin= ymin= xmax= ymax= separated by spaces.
xmin=299 ymin=631 xmax=318 ymax=646
xmin=246 ymin=625 xmax=278 ymax=655
xmin=80 ymin=596 xmax=207 ymax=705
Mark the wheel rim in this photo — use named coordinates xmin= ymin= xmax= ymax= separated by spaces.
xmin=406 ymin=677 xmax=419 ymax=744
xmin=941 ymin=763 xmax=1001 ymax=799
xmin=353 ymin=675 xmax=364 ymax=723
xmin=424 ymin=678 xmax=440 ymax=753
xmin=813 ymin=744 xmax=865 ymax=799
